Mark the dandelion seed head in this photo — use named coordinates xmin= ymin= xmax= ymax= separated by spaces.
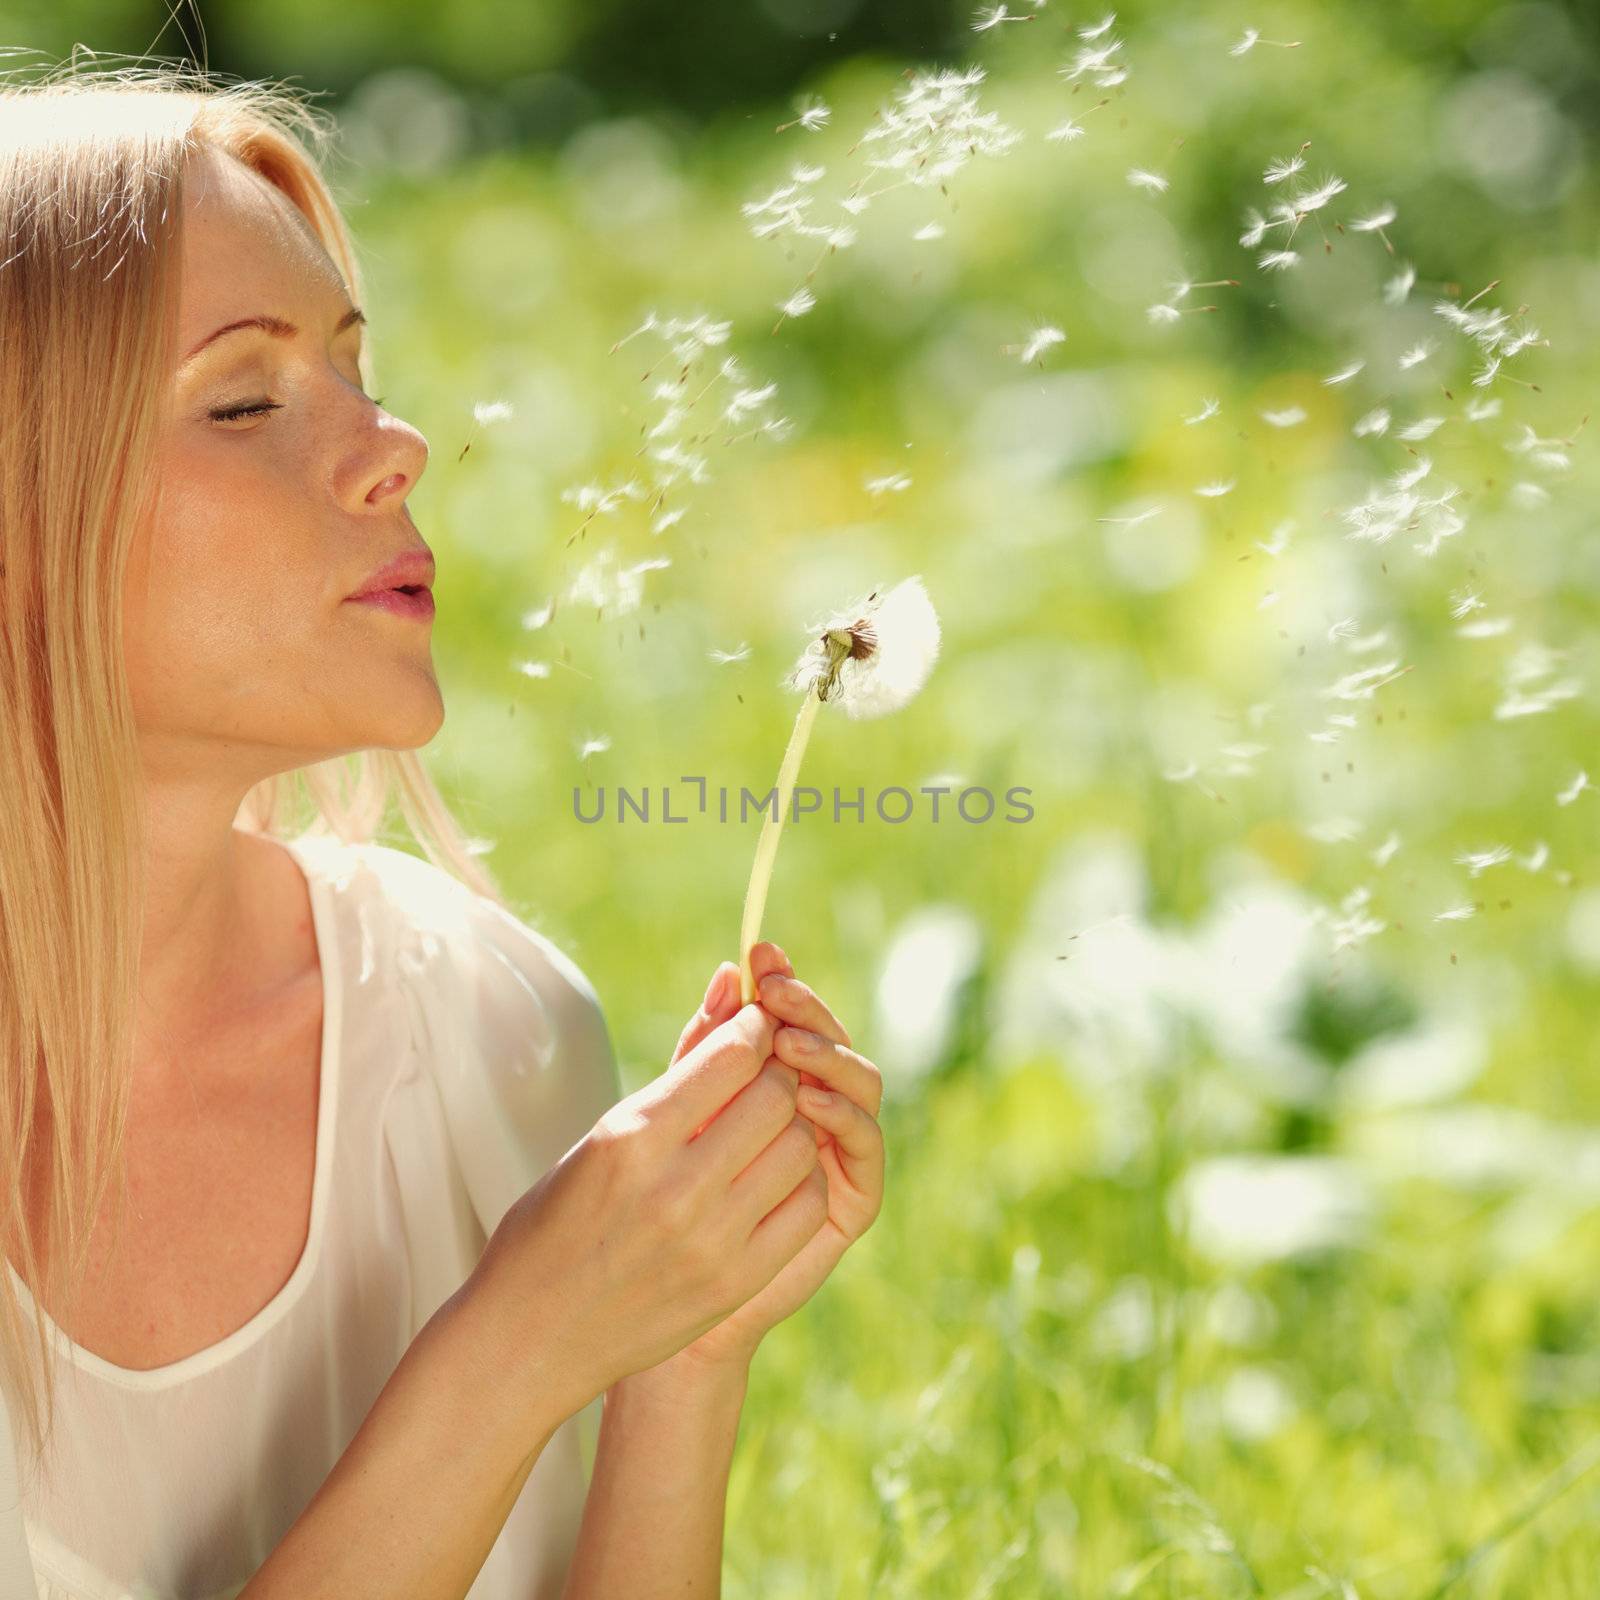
xmin=790 ymin=576 xmax=941 ymax=719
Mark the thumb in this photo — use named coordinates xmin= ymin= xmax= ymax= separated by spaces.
xmin=670 ymin=961 xmax=739 ymax=1067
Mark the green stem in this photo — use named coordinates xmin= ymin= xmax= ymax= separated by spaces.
xmin=738 ymin=690 xmax=822 ymax=1005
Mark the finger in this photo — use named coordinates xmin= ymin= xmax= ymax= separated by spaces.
xmin=795 ymin=1085 xmax=884 ymax=1212
xmin=747 ymin=939 xmax=792 ymax=989
xmin=671 ymin=961 xmax=740 ymax=1068
xmin=656 ymin=1001 xmax=777 ymax=1139
xmin=771 ymin=1028 xmax=882 ymax=1118
xmin=756 ymin=972 xmax=852 ymax=1051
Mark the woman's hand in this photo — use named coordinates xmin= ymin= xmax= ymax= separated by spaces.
xmin=655 ymin=940 xmax=885 ymax=1379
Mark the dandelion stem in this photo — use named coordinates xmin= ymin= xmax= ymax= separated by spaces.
xmin=739 ymin=685 xmax=824 ymax=1005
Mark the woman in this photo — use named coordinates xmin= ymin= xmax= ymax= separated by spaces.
xmin=0 ymin=60 xmax=885 ymax=1600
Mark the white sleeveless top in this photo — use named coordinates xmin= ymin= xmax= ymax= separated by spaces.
xmin=0 ymin=828 xmax=623 ymax=1600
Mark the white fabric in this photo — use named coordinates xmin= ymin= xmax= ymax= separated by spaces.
xmin=0 ymin=828 xmax=623 ymax=1600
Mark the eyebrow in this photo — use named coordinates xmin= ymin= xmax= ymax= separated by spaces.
xmin=180 ymin=304 xmax=367 ymax=366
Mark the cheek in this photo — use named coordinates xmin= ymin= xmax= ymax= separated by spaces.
xmin=125 ymin=446 xmax=329 ymax=720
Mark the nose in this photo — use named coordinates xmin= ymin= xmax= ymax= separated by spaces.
xmin=350 ymin=416 xmax=430 ymax=512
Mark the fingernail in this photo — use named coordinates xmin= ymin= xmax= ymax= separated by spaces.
xmin=704 ymin=967 xmax=729 ymax=1009
xmin=782 ymin=1026 xmax=819 ymax=1054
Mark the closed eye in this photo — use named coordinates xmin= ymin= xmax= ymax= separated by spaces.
xmin=208 ymin=393 xmax=387 ymax=425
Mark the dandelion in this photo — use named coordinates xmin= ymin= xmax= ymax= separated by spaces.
xmin=738 ymin=578 xmax=941 ymax=1003
xmin=1261 ymin=407 xmax=1307 ymax=428
xmin=1127 ymin=167 xmax=1169 ymax=193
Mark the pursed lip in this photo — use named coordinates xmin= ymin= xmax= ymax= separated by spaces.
xmin=346 ymin=547 xmax=436 ymax=601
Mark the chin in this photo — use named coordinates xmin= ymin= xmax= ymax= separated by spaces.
xmin=355 ymin=673 xmax=446 ymax=751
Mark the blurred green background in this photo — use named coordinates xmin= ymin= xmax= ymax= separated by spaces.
xmin=10 ymin=0 xmax=1600 ymax=1593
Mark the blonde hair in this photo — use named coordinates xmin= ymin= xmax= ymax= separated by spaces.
xmin=0 ymin=55 xmax=505 ymax=1479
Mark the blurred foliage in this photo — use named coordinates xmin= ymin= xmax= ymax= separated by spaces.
xmin=11 ymin=0 xmax=1600 ymax=1593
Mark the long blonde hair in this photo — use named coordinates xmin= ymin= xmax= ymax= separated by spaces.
xmin=0 ymin=56 xmax=505 ymax=1478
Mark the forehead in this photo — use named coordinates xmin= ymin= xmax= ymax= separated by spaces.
xmin=176 ymin=145 xmax=348 ymax=334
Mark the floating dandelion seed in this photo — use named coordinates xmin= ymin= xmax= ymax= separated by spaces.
xmin=1047 ymin=119 xmax=1087 ymax=143
xmin=1261 ymin=406 xmax=1307 ymax=428
xmin=865 ymin=472 xmax=913 ymax=495
xmin=1258 ymin=249 xmax=1300 ymax=271
xmin=1349 ymin=203 xmax=1398 ymax=254
xmin=1009 ymin=324 xmax=1067 ymax=364
xmin=1434 ymin=903 xmax=1477 ymax=923
xmin=1398 ymin=415 xmax=1445 ymax=440
xmin=1263 ymin=148 xmax=1309 ymax=184
xmin=1097 ymin=503 xmax=1164 ymax=527
xmin=1127 ymin=167 xmax=1169 ymax=193
xmin=577 ymin=734 xmax=612 ymax=761
xmin=1458 ymin=844 xmax=1513 ymax=876
xmin=1195 ymin=479 xmax=1236 ymax=498
xmin=1147 ymin=303 xmax=1182 ymax=325
xmin=514 ymin=660 xmax=550 ymax=680
xmin=457 ymin=398 xmax=514 ymax=462
xmin=1398 ymin=341 xmax=1434 ymax=370
xmin=1231 ymin=27 xmax=1300 ymax=54
xmin=1384 ymin=264 xmax=1416 ymax=305
xmin=709 ymin=642 xmax=752 ymax=664
xmin=520 ymin=598 xmax=555 ymax=631
xmin=972 ymin=2 xmax=1034 ymax=29
xmin=1322 ymin=359 xmax=1365 ymax=386
xmin=912 ymin=221 xmax=946 ymax=240
xmin=1079 ymin=10 xmax=1116 ymax=38
xmin=1255 ymin=520 xmax=1293 ymax=555
xmin=1184 ymin=397 xmax=1221 ymax=425
xmin=1353 ymin=407 xmax=1391 ymax=438
xmin=776 ymin=287 xmax=816 ymax=323
xmin=1557 ymin=770 xmax=1590 ymax=805
xmin=737 ymin=577 xmax=941 ymax=1004
xmin=776 ymin=97 xmax=832 ymax=133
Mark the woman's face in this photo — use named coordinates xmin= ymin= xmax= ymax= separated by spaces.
xmin=124 ymin=142 xmax=441 ymax=783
